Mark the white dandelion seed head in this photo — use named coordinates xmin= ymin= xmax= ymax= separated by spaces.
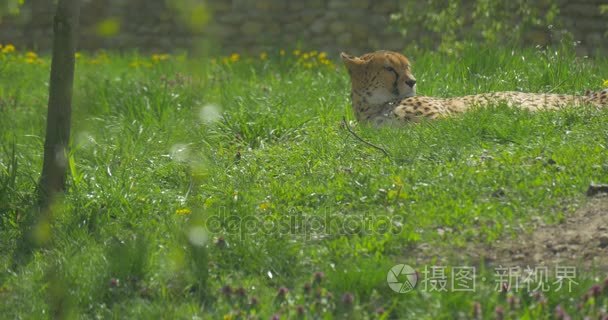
xmin=187 ymin=226 xmax=208 ymax=247
xmin=170 ymin=143 xmax=189 ymax=162
xmin=199 ymin=104 xmax=222 ymax=123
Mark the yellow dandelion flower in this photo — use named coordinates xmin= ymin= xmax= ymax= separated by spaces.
xmin=129 ymin=58 xmax=153 ymax=68
xmin=279 ymin=49 xmax=286 ymax=56
xmin=301 ymin=53 xmax=310 ymax=60
xmin=90 ymin=51 xmax=109 ymax=65
xmin=318 ymin=52 xmax=327 ymax=60
xmin=259 ymin=52 xmax=268 ymax=60
xmin=151 ymin=53 xmax=170 ymax=63
xmin=229 ymin=53 xmax=240 ymax=62
xmin=259 ymin=202 xmax=270 ymax=210
xmin=603 ymin=79 xmax=608 ymax=87
xmin=2 ymin=44 xmax=16 ymax=53
xmin=310 ymin=50 xmax=318 ymax=56
xmin=304 ymin=62 xmax=313 ymax=69
xmin=25 ymin=51 xmax=38 ymax=59
xmin=176 ymin=208 xmax=192 ymax=215
xmin=293 ymin=49 xmax=301 ymax=56
xmin=75 ymin=52 xmax=82 ymax=59
xmin=23 ymin=51 xmax=43 ymax=64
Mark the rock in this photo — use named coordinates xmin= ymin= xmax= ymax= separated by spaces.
xmin=310 ymin=19 xmax=326 ymax=34
xmin=586 ymin=33 xmax=603 ymax=46
xmin=300 ymin=10 xmax=319 ymax=24
xmin=599 ymin=235 xmax=608 ymax=248
xmin=217 ymin=13 xmax=242 ymax=24
xmin=329 ymin=21 xmax=347 ymax=34
xmin=371 ymin=1 xmax=399 ymax=13
xmin=205 ymin=24 xmax=237 ymax=38
xmin=289 ymin=2 xmax=306 ymax=10
xmin=586 ymin=183 xmax=608 ymax=197
xmin=337 ymin=32 xmax=353 ymax=46
xmin=255 ymin=0 xmax=286 ymax=11
xmin=266 ymin=23 xmax=281 ymax=35
xmin=351 ymin=0 xmax=370 ymax=9
xmin=328 ymin=0 xmax=349 ymax=9
xmin=240 ymin=21 xmax=264 ymax=35
xmin=351 ymin=24 xmax=368 ymax=38
xmin=513 ymin=253 xmax=526 ymax=260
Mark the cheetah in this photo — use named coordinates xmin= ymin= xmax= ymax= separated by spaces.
xmin=341 ymin=50 xmax=608 ymax=126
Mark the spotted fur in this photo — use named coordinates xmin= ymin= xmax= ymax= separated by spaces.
xmin=341 ymin=50 xmax=608 ymax=126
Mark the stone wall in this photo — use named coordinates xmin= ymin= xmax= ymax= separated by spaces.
xmin=558 ymin=0 xmax=608 ymax=56
xmin=0 ymin=0 xmax=606 ymax=56
xmin=204 ymin=0 xmax=403 ymax=55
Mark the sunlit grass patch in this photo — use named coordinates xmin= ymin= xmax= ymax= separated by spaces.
xmin=1 ymin=45 xmax=608 ymax=318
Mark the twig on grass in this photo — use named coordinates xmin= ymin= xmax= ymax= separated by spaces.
xmin=341 ymin=116 xmax=390 ymax=158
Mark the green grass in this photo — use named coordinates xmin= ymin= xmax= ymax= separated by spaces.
xmin=1 ymin=45 xmax=608 ymax=319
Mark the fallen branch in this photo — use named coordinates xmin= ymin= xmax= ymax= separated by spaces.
xmin=341 ymin=116 xmax=390 ymax=157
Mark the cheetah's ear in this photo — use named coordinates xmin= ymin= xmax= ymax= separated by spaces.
xmin=340 ymin=52 xmax=365 ymax=70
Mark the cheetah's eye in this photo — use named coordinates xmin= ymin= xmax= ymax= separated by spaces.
xmin=384 ymin=66 xmax=397 ymax=73
xmin=384 ymin=66 xmax=399 ymax=79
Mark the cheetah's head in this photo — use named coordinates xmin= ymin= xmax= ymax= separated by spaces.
xmin=341 ymin=50 xmax=416 ymax=106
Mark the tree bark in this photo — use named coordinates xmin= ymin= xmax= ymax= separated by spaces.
xmin=37 ymin=0 xmax=80 ymax=209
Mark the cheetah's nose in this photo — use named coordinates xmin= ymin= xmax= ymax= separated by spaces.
xmin=405 ymin=79 xmax=416 ymax=88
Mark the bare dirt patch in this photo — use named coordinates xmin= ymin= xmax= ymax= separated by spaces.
xmin=483 ymin=196 xmax=608 ymax=271
xmin=415 ymin=195 xmax=608 ymax=272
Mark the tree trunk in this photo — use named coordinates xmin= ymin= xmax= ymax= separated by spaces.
xmin=37 ymin=0 xmax=80 ymax=209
